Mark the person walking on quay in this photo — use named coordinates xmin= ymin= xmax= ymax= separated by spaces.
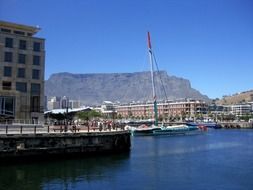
xmin=99 ymin=122 xmax=103 ymax=132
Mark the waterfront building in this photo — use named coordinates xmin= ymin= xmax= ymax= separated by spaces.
xmin=248 ymin=102 xmax=253 ymax=113
xmin=168 ymin=100 xmax=207 ymax=117
xmin=208 ymin=104 xmax=224 ymax=113
xmin=0 ymin=20 xmax=45 ymax=123
xmin=230 ymin=104 xmax=252 ymax=117
xmin=115 ymin=99 xmax=208 ymax=120
xmin=101 ymin=101 xmax=116 ymax=119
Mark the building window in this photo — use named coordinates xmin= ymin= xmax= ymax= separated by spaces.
xmin=31 ymin=96 xmax=40 ymax=112
xmin=4 ymin=52 xmax=12 ymax=62
xmin=14 ymin=30 xmax=25 ymax=35
xmin=19 ymin=40 xmax=27 ymax=50
xmin=33 ymin=55 xmax=40 ymax=65
xmin=32 ymin=69 xmax=40 ymax=79
xmin=33 ymin=42 xmax=41 ymax=52
xmin=2 ymin=81 xmax=11 ymax=90
xmin=1 ymin=28 xmax=11 ymax=33
xmin=5 ymin=38 xmax=13 ymax=48
xmin=0 ymin=96 xmax=15 ymax=117
xmin=16 ymin=82 xmax=27 ymax=93
xmin=31 ymin=83 xmax=40 ymax=95
xmin=17 ymin=68 xmax=25 ymax=78
xmin=18 ymin=54 xmax=26 ymax=64
xmin=4 ymin=66 xmax=12 ymax=77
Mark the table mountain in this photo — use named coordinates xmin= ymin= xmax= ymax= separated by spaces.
xmin=45 ymin=71 xmax=209 ymax=105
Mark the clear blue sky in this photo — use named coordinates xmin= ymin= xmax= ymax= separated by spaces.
xmin=1 ymin=0 xmax=253 ymax=99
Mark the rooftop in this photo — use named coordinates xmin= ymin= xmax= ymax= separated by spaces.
xmin=0 ymin=20 xmax=40 ymax=36
xmin=44 ymin=107 xmax=93 ymax=114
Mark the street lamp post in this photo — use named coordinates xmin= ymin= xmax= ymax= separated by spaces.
xmin=65 ymin=100 xmax=68 ymax=132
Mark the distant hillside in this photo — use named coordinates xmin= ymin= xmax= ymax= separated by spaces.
xmin=216 ymin=90 xmax=253 ymax=105
xmin=45 ymin=71 xmax=210 ymax=105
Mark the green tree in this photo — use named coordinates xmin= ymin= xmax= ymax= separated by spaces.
xmin=175 ymin=114 xmax=180 ymax=121
xmin=239 ymin=114 xmax=252 ymax=122
xmin=181 ymin=112 xmax=186 ymax=121
xmin=117 ymin=114 xmax=122 ymax=119
xmin=128 ymin=111 xmax=133 ymax=119
xmin=76 ymin=110 xmax=102 ymax=121
xmin=158 ymin=114 xmax=163 ymax=122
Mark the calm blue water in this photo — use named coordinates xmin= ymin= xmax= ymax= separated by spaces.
xmin=0 ymin=129 xmax=253 ymax=190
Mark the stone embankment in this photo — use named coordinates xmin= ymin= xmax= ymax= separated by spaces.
xmin=218 ymin=122 xmax=253 ymax=129
xmin=0 ymin=125 xmax=131 ymax=161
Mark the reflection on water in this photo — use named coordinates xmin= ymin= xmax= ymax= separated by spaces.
xmin=132 ymin=140 xmax=242 ymax=158
xmin=131 ymin=130 xmax=245 ymax=158
xmin=0 ymin=153 xmax=130 ymax=190
xmin=1 ymin=129 xmax=253 ymax=190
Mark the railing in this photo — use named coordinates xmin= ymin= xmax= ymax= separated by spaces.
xmin=0 ymin=124 xmax=44 ymax=135
xmin=0 ymin=123 xmax=126 ymax=135
xmin=0 ymin=119 xmax=43 ymax=125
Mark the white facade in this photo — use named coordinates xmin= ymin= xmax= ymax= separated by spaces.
xmin=101 ymin=101 xmax=114 ymax=112
xmin=248 ymin=102 xmax=253 ymax=112
xmin=230 ymin=104 xmax=251 ymax=117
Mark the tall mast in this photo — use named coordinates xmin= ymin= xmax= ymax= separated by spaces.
xmin=147 ymin=32 xmax=158 ymax=126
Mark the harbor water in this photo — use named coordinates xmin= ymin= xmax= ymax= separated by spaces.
xmin=0 ymin=129 xmax=253 ymax=190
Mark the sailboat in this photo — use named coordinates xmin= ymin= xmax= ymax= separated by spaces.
xmin=130 ymin=32 xmax=200 ymax=136
xmin=128 ymin=32 xmax=161 ymax=136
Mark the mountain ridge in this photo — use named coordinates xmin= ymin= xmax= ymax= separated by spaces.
xmin=216 ymin=90 xmax=253 ymax=105
xmin=45 ymin=71 xmax=210 ymax=105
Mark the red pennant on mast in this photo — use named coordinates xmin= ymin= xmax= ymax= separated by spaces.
xmin=147 ymin=31 xmax=152 ymax=49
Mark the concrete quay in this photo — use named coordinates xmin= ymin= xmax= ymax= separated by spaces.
xmin=0 ymin=126 xmax=131 ymax=161
xmin=218 ymin=122 xmax=253 ymax=129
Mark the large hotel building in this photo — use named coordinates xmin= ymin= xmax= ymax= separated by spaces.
xmin=115 ymin=99 xmax=208 ymax=119
xmin=0 ymin=21 xmax=45 ymax=123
